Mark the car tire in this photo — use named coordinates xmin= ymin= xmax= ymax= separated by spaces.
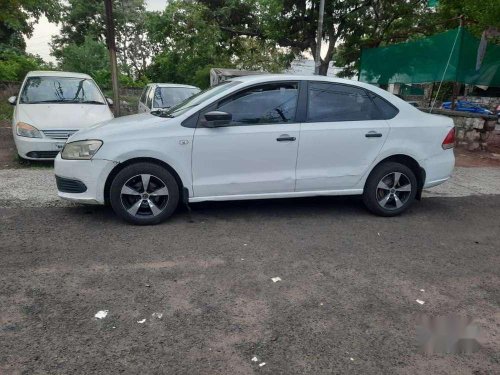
xmin=363 ymin=162 xmax=417 ymax=217
xmin=109 ymin=162 xmax=179 ymax=225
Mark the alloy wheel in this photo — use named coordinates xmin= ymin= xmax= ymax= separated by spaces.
xmin=120 ymin=174 xmax=169 ymax=217
xmin=376 ymin=172 xmax=412 ymax=210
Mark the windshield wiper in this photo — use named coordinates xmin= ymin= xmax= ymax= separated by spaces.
xmin=79 ymin=100 xmax=105 ymax=104
xmin=24 ymin=100 xmax=66 ymax=104
xmin=151 ymin=109 xmax=174 ymax=118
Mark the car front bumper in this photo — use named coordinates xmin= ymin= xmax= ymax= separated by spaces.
xmin=14 ymin=134 xmax=67 ymax=160
xmin=54 ymin=154 xmax=118 ymax=204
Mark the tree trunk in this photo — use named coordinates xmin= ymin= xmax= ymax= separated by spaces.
xmin=318 ymin=61 xmax=329 ymax=76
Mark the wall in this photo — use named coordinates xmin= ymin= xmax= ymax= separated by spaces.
xmin=464 ymin=96 xmax=500 ymax=110
xmin=422 ymin=108 xmax=497 ymax=151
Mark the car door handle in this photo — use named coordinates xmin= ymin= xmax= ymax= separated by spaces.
xmin=365 ymin=131 xmax=383 ymax=138
xmin=277 ymin=135 xmax=296 ymax=142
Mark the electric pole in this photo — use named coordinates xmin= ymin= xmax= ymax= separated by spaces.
xmin=314 ymin=0 xmax=325 ymax=75
xmin=104 ymin=0 xmax=120 ymax=116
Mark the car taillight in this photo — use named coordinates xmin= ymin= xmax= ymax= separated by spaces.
xmin=442 ymin=127 xmax=455 ymax=150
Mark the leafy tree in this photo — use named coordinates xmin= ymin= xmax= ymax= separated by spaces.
xmin=0 ymin=0 xmax=60 ymax=82
xmin=334 ymin=0 xmax=500 ymax=79
xmin=52 ymin=0 xmax=153 ymax=79
xmin=334 ymin=0 xmax=433 ymax=78
xmin=146 ymin=1 xmax=228 ymax=88
xmin=209 ymin=0 xmax=379 ymax=75
xmin=58 ymin=36 xmax=109 ymax=85
xmin=436 ymin=0 xmax=500 ymax=34
xmin=0 ymin=0 xmax=60 ymax=51
xmin=146 ymin=0 xmax=292 ymax=87
xmin=0 ymin=47 xmax=50 ymax=81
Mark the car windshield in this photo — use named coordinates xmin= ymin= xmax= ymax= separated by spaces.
xmin=20 ymin=76 xmax=106 ymax=104
xmin=153 ymin=87 xmax=200 ymax=109
xmin=153 ymin=81 xmax=241 ymax=118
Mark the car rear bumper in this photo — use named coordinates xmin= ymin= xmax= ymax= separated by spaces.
xmin=422 ymin=149 xmax=455 ymax=188
xmin=54 ymin=154 xmax=118 ymax=204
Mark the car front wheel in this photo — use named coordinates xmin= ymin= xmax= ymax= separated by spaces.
xmin=109 ymin=162 xmax=179 ymax=225
xmin=363 ymin=162 xmax=417 ymax=217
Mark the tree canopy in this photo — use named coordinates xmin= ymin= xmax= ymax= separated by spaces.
xmin=1 ymin=0 xmax=499 ymax=84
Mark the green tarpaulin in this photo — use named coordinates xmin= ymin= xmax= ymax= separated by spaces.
xmin=359 ymin=28 xmax=500 ymax=87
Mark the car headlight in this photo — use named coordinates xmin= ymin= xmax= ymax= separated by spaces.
xmin=16 ymin=122 xmax=42 ymax=138
xmin=61 ymin=140 xmax=103 ymax=160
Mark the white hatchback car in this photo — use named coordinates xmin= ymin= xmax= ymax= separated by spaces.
xmin=137 ymin=83 xmax=200 ymax=113
xmin=9 ymin=71 xmax=113 ymax=160
xmin=55 ymin=75 xmax=455 ymax=225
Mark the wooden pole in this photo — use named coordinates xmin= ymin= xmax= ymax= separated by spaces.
xmin=451 ymin=15 xmax=464 ymax=111
xmin=314 ymin=0 xmax=325 ymax=75
xmin=104 ymin=0 xmax=120 ymax=117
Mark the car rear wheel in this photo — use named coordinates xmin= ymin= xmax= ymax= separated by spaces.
xmin=109 ymin=162 xmax=179 ymax=225
xmin=363 ymin=162 xmax=417 ymax=217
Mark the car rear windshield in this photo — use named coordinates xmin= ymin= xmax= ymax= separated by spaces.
xmin=20 ymin=76 xmax=106 ymax=104
xmin=153 ymin=87 xmax=200 ymax=109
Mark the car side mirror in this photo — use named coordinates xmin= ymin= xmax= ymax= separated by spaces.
xmin=203 ymin=111 xmax=232 ymax=128
xmin=106 ymin=97 xmax=113 ymax=106
xmin=8 ymin=96 xmax=17 ymax=106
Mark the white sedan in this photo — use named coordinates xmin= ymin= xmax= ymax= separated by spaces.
xmin=10 ymin=71 xmax=113 ymax=160
xmin=54 ymin=75 xmax=455 ymax=225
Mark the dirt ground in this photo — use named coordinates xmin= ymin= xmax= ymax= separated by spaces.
xmin=1 ymin=195 xmax=500 ymax=374
xmin=455 ymin=128 xmax=500 ymax=167
xmin=1 ymin=118 xmax=500 ymax=374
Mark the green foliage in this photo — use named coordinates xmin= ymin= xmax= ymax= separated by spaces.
xmin=436 ymin=0 xmax=500 ymax=35
xmin=0 ymin=0 xmax=60 ymax=51
xmin=0 ymin=48 xmax=50 ymax=81
xmin=52 ymin=0 xmax=153 ymax=79
xmin=335 ymin=0 xmax=500 ymax=78
xmin=146 ymin=0 xmax=291 ymax=88
xmin=146 ymin=1 xmax=230 ymax=88
xmin=59 ymin=36 xmax=109 ymax=76
xmin=0 ymin=99 xmax=13 ymax=121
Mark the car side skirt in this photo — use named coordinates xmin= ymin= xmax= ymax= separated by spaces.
xmin=189 ymin=189 xmax=364 ymax=203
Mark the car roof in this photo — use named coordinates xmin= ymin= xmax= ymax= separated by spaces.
xmin=229 ymin=74 xmax=360 ymax=85
xmin=228 ymin=74 xmax=387 ymax=91
xmin=226 ymin=74 xmax=401 ymax=102
xmin=149 ymin=83 xmax=200 ymax=89
xmin=26 ymin=70 xmax=93 ymax=79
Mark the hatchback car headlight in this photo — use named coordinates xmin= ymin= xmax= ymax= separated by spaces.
xmin=16 ymin=122 xmax=42 ymax=138
xmin=61 ymin=140 xmax=103 ymax=160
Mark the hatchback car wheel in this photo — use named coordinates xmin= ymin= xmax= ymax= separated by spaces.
xmin=363 ymin=162 xmax=417 ymax=216
xmin=109 ymin=162 xmax=179 ymax=225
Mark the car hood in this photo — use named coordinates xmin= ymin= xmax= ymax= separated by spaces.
xmin=68 ymin=113 xmax=177 ymax=142
xmin=16 ymin=103 xmax=113 ymax=130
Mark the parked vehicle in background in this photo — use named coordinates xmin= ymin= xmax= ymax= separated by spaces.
xmin=9 ymin=71 xmax=113 ymax=160
xmin=495 ymin=104 xmax=500 ymax=123
xmin=137 ymin=83 xmax=200 ymax=113
xmin=441 ymin=100 xmax=493 ymax=115
xmin=55 ymin=75 xmax=455 ymax=225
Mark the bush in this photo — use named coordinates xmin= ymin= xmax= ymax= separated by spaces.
xmin=0 ymin=47 xmax=49 ymax=81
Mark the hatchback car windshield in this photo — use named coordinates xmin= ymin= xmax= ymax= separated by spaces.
xmin=153 ymin=87 xmax=200 ymax=109
xmin=20 ymin=76 xmax=106 ymax=104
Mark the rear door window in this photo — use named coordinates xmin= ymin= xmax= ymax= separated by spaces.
xmin=307 ymin=82 xmax=381 ymax=122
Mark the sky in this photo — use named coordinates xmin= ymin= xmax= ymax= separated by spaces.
xmin=25 ymin=0 xmax=168 ymax=63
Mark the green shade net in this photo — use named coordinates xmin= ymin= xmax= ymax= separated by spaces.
xmin=359 ymin=28 xmax=500 ymax=87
